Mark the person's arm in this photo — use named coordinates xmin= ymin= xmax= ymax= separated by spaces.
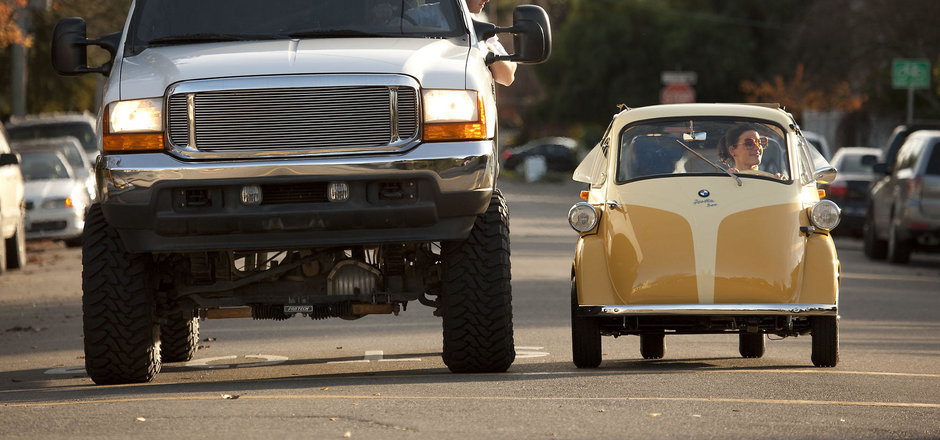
xmin=484 ymin=36 xmax=516 ymax=86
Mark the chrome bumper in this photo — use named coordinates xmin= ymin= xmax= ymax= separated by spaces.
xmin=578 ymin=304 xmax=838 ymax=316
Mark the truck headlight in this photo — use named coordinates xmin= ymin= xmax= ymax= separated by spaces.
xmin=422 ymin=90 xmax=486 ymax=141
xmin=810 ymin=199 xmax=841 ymax=230
xmin=103 ymin=98 xmax=165 ymax=153
xmin=568 ymin=202 xmax=599 ymax=232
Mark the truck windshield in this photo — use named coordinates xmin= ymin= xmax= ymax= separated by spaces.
xmin=126 ymin=0 xmax=465 ymax=55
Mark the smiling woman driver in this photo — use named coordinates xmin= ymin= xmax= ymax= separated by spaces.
xmin=718 ymin=123 xmax=768 ymax=173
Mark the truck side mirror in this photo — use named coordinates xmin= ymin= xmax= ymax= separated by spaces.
xmin=474 ymin=5 xmax=552 ymax=65
xmin=52 ymin=17 xmax=121 ymax=76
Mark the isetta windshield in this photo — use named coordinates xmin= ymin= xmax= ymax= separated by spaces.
xmin=617 ymin=118 xmax=790 ymax=183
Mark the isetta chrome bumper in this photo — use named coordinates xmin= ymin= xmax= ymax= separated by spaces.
xmin=578 ymin=304 xmax=838 ymax=316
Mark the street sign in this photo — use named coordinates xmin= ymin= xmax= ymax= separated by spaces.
xmin=660 ymin=84 xmax=695 ymax=104
xmin=892 ymin=58 xmax=930 ymax=89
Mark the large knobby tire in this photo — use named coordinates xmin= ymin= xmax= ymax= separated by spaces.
xmin=441 ymin=189 xmax=514 ymax=373
xmin=160 ymin=301 xmax=199 ymax=363
xmin=811 ymin=316 xmax=839 ymax=367
xmin=571 ymin=278 xmax=601 ymax=368
xmin=887 ymin=221 xmax=912 ymax=264
xmin=738 ymin=333 xmax=765 ymax=358
xmin=5 ymin=217 xmax=27 ymax=270
xmin=863 ymin=210 xmax=887 ymax=260
xmin=82 ymin=204 xmax=161 ymax=384
xmin=640 ymin=332 xmax=665 ymax=359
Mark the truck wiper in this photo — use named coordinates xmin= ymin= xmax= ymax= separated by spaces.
xmin=288 ymin=29 xmax=387 ymax=38
xmin=674 ymin=139 xmax=742 ymax=186
xmin=147 ymin=33 xmax=282 ymax=46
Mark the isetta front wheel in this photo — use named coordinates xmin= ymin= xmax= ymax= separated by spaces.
xmin=570 ymin=279 xmax=601 ymax=368
xmin=811 ymin=316 xmax=839 ymax=367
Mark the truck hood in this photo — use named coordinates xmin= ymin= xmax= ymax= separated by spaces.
xmin=119 ymin=38 xmax=471 ymax=99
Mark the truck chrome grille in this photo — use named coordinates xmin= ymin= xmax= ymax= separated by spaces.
xmin=167 ymin=85 xmax=418 ymax=154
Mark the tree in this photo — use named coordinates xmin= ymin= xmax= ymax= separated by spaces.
xmin=0 ymin=0 xmax=28 ymax=48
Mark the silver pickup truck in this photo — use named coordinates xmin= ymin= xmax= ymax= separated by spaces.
xmin=52 ymin=0 xmax=551 ymax=385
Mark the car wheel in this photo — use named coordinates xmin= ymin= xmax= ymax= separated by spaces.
xmin=640 ymin=332 xmax=665 ymax=359
xmin=160 ymin=300 xmax=199 ymax=363
xmin=5 ymin=217 xmax=27 ymax=269
xmin=811 ymin=316 xmax=839 ymax=367
xmin=571 ymin=278 xmax=601 ymax=368
xmin=441 ymin=189 xmax=514 ymax=373
xmin=738 ymin=333 xmax=765 ymax=358
xmin=862 ymin=210 xmax=887 ymax=260
xmin=82 ymin=204 xmax=161 ymax=384
xmin=887 ymin=220 xmax=912 ymax=264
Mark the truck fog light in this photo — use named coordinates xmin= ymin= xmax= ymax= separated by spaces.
xmin=810 ymin=199 xmax=841 ymax=230
xmin=568 ymin=202 xmax=598 ymax=232
xmin=241 ymin=185 xmax=263 ymax=206
xmin=328 ymin=182 xmax=350 ymax=202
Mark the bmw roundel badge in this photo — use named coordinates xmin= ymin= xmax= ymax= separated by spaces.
xmin=698 ymin=189 xmax=710 ymax=198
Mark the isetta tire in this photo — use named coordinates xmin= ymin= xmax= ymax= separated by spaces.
xmin=571 ymin=279 xmax=601 ymax=368
xmin=160 ymin=301 xmax=200 ymax=363
xmin=738 ymin=333 xmax=765 ymax=358
xmin=441 ymin=190 xmax=515 ymax=373
xmin=811 ymin=316 xmax=839 ymax=367
xmin=82 ymin=204 xmax=162 ymax=384
xmin=640 ymin=332 xmax=665 ymax=359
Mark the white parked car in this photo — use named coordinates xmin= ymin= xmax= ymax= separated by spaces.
xmin=19 ymin=150 xmax=89 ymax=246
xmin=12 ymin=137 xmax=97 ymax=203
xmin=0 ymin=127 xmax=27 ymax=273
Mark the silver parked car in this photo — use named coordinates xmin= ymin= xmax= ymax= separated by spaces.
xmin=865 ymin=130 xmax=940 ymax=263
xmin=12 ymin=137 xmax=96 ymax=203
xmin=5 ymin=112 xmax=98 ymax=165
xmin=19 ymin=150 xmax=90 ymax=247
xmin=0 ymin=126 xmax=27 ymax=273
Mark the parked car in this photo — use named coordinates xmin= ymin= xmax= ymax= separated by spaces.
xmin=803 ymin=130 xmax=833 ymax=160
xmin=5 ymin=113 xmax=98 ymax=165
xmin=822 ymin=147 xmax=882 ymax=236
xmin=864 ymin=130 xmax=940 ymax=263
xmin=502 ymin=137 xmax=578 ymax=173
xmin=12 ymin=137 xmax=97 ymax=202
xmin=0 ymin=126 xmax=27 ymax=274
xmin=19 ymin=150 xmax=89 ymax=246
xmin=568 ymin=103 xmax=841 ymax=368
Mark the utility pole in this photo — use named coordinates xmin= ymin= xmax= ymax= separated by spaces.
xmin=9 ymin=0 xmax=51 ymax=118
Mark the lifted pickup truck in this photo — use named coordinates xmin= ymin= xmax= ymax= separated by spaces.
xmin=52 ymin=0 xmax=550 ymax=385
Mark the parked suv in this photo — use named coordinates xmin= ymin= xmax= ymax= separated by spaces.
xmin=0 ymin=126 xmax=27 ymax=274
xmin=52 ymin=0 xmax=551 ymax=385
xmin=864 ymin=130 xmax=940 ymax=263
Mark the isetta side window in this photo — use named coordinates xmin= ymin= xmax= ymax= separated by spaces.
xmin=615 ymin=118 xmax=791 ymax=183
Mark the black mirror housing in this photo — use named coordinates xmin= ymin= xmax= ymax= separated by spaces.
xmin=52 ymin=17 xmax=120 ymax=76
xmin=474 ymin=5 xmax=552 ymax=65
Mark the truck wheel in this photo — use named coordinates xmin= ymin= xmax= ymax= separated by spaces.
xmin=441 ymin=189 xmax=514 ymax=373
xmin=5 ymin=217 xmax=27 ymax=269
xmin=640 ymin=332 xmax=665 ymax=359
xmin=862 ymin=211 xmax=887 ymax=260
xmin=82 ymin=204 xmax=161 ymax=384
xmin=160 ymin=301 xmax=199 ymax=363
xmin=738 ymin=333 xmax=765 ymax=358
xmin=811 ymin=316 xmax=839 ymax=367
xmin=571 ymin=278 xmax=601 ymax=368
xmin=887 ymin=221 xmax=912 ymax=264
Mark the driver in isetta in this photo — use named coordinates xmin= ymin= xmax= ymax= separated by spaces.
xmin=567 ymin=103 xmax=842 ymax=369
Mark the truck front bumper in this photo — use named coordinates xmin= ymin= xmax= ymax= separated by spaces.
xmin=97 ymin=140 xmax=496 ymax=252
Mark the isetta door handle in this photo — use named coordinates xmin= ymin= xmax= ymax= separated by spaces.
xmin=606 ymin=200 xmax=623 ymax=210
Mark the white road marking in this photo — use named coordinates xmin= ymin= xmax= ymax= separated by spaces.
xmin=516 ymin=346 xmax=550 ymax=359
xmin=328 ymin=350 xmax=422 ymax=364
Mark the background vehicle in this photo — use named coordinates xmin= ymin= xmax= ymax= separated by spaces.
xmin=19 ymin=150 xmax=89 ymax=247
xmin=12 ymin=137 xmax=96 ymax=203
xmin=568 ymin=103 xmax=841 ymax=369
xmin=0 ymin=126 xmax=27 ymax=274
xmin=822 ymin=146 xmax=881 ymax=236
xmin=52 ymin=0 xmax=551 ymax=385
xmin=5 ymin=113 xmax=98 ymax=165
xmin=803 ymin=130 xmax=833 ymax=161
xmin=864 ymin=130 xmax=940 ymax=263
xmin=502 ymin=136 xmax=579 ymax=173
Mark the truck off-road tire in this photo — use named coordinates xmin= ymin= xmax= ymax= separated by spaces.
xmin=571 ymin=279 xmax=601 ymax=368
xmin=887 ymin=221 xmax=912 ymax=264
xmin=5 ymin=218 xmax=26 ymax=269
xmin=640 ymin=332 xmax=665 ymax=359
xmin=811 ymin=316 xmax=839 ymax=367
xmin=441 ymin=189 xmax=514 ymax=373
xmin=863 ymin=211 xmax=887 ymax=260
xmin=82 ymin=204 xmax=161 ymax=384
xmin=738 ymin=333 xmax=765 ymax=358
xmin=160 ymin=301 xmax=199 ymax=363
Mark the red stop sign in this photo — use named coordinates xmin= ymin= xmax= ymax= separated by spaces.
xmin=660 ymin=84 xmax=695 ymax=104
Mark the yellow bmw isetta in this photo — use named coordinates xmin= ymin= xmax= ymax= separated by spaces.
xmin=568 ymin=103 xmax=841 ymax=368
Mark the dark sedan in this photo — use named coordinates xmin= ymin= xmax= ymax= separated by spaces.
xmin=502 ymin=137 xmax=579 ymax=173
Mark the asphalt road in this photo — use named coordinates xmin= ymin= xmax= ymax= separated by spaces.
xmin=1 ymin=178 xmax=938 ymax=439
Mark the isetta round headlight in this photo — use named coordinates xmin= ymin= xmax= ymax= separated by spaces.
xmin=810 ymin=199 xmax=841 ymax=230
xmin=568 ymin=202 xmax=599 ymax=232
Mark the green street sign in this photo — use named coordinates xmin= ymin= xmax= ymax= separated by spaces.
xmin=892 ymin=58 xmax=930 ymax=89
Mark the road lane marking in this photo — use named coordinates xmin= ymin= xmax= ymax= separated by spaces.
xmin=516 ymin=346 xmax=550 ymax=359
xmin=328 ymin=350 xmax=422 ymax=364
xmin=4 ymin=394 xmax=938 ymax=409
xmin=841 ymin=272 xmax=940 ymax=283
